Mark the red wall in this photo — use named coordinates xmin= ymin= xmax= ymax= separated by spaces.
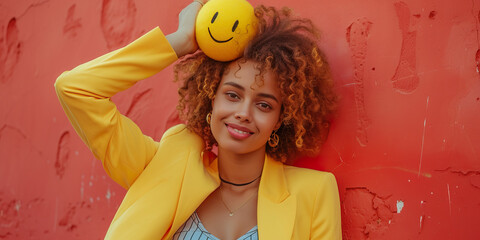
xmin=1 ymin=0 xmax=479 ymax=239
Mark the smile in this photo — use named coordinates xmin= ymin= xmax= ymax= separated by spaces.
xmin=232 ymin=128 xmax=250 ymax=134
xmin=208 ymin=27 xmax=233 ymax=43
xmin=226 ymin=123 xmax=253 ymax=140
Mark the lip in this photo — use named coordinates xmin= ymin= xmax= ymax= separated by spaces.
xmin=225 ymin=123 xmax=254 ymax=140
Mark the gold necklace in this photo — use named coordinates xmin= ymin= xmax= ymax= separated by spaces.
xmin=219 ymin=189 xmax=257 ymax=217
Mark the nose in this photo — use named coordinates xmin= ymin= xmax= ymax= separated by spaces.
xmin=234 ymin=102 xmax=252 ymax=122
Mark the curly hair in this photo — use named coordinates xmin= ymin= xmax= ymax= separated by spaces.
xmin=174 ymin=5 xmax=337 ymax=163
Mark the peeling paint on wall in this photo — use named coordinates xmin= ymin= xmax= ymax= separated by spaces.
xmin=396 ymin=200 xmax=404 ymax=213
xmin=343 ymin=187 xmax=397 ymax=239
xmin=346 ymin=18 xmax=371 ymax=147
xmin=0 ymin=18 xmax=21 ymax=83
xmin=391 ymin=1 xmax=419 ymax=94
xmin=55 ymin=131 xmax=70 ymax=179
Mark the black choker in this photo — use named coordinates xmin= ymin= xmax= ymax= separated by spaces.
xmin=219 ymin=174 xmax=261 ymax=186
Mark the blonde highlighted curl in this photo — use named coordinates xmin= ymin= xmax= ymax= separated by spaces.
xmin=174 ymin=5 xmax=337 ymax=163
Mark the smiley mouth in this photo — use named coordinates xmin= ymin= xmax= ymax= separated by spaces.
xmin=208 ymin=27 xmax=233 ymax=43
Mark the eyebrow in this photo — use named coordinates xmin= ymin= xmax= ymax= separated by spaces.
xmin=223 ymin=81 xmax=279 ymax=103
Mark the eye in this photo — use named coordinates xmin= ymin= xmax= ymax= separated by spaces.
xmin=211 ymin=12 xmax=218 ymax=23
xmin=257 ymin=102 xmax=272 ymax=111
xmin=232 ymin=20 xmax=239 ymax=32
xmin=225 ymin=92 xmax=240 ymax=100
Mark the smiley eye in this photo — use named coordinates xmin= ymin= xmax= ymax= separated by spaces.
xmin=232 ymin=20 xmax=239 ymax=32
xmin=211 ymin=12 xmax=218 ymax=23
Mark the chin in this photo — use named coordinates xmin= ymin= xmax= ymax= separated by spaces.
xmin=217 ymin=140 xmax=266 ymax=156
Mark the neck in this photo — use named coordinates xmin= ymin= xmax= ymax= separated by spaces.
xmin=217 ymin=147 xmax=265 ymax=190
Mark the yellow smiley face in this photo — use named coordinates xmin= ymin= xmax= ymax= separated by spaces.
xmin=195 ymin=0 xmax=257 ymax=62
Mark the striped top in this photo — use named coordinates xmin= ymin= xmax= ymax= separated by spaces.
xmin=173 ymin=212 xmax=258 ymax=240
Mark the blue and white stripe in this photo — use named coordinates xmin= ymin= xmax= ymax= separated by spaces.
xmin=173 ymin=212 xmax=258 ymax=240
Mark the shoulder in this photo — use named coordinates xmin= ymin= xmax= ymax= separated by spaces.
xmin=283 ymin=165 xmax=339 ymax=199
xmin=284 ymin=165 xmax=337 ymax=186
xmin=160 ymin=124 xmax=188 ymax=137
xmin=159 ymin=124 xmax=204 ymax=148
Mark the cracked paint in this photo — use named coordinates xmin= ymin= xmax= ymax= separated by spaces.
xmin=396 ymin=200 xmax=404 ymax=213
xmin=0 ymin=18 xmax=21 ymax=83
xmin=55 ymin=131 xmax=70 ymax=179
xmin=476 ymin=49 xmax=480 ymax=73
xmin=346 ymin=18 xmax=372 ymax=147
xmin=343 ymin=187 xmax=397 ymax=239
xmin=391 ymin=1 xmax=420 ymax=93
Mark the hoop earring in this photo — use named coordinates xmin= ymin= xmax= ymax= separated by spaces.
xmin=268 ymin=130 xmax=279 ymax=148
xmin=206 ymin=113 xmax=212 ymax=125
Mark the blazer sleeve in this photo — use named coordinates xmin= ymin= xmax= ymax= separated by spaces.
xmin=311 ymin=173 xmax=342 ymax=239
xmin=54 ymin=27 xmax=178 ymax=189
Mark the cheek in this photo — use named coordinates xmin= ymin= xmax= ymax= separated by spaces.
xmin=211 ymin=100 xmax=233 ymax=127
xmin=211 ymin=98 xmax=226 ymax=117
xmin=256 ymin=110 xmax=281 ymax=130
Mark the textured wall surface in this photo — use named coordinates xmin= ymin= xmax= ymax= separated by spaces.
xmin=1 ymin=0 xmax=479 ymax=239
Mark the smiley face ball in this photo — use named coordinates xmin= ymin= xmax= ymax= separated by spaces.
xmin=196 ymin=0 xmax=257 ymax=62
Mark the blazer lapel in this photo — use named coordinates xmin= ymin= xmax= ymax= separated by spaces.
xmin=258 ymin=155 xmax=297 ymax=239
xmin=165 ymin=151 xmax=220 ymax=239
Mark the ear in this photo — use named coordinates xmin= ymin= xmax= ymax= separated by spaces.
xmin=211 ymin=96 xmax=216 ymax=109
xmin=274 ymin=118 xmax=282 ymax=131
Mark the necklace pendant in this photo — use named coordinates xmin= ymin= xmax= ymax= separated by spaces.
xmin=229 ymin=213 xmax=234 ymax=217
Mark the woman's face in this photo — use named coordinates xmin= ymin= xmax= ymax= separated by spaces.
xmin=210 ymin=60 xmax=282 ymax=156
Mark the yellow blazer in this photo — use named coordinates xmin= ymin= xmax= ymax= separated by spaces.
xmin=55 ymin=27 xmax=342 ymax=239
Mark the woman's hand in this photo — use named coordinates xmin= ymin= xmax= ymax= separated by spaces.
xmin=167 ymin=0 xmax=207 ymax=58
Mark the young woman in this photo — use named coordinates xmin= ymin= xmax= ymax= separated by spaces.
xmin=55 ymin=1 xmax=341 ymax=239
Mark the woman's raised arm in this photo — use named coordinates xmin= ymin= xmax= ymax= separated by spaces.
xmin=54 ymin=1 xmax=205 ymax=189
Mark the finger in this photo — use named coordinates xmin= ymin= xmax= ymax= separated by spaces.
xmin=192 ymin=0 xmax=206 ymax=7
